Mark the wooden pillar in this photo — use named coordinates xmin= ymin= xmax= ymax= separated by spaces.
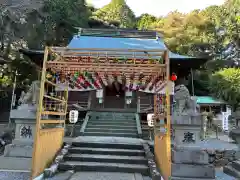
xmin=154 ymin=50 xmax=171 ymax=179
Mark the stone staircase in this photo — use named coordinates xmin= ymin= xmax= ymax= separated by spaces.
xmin=58 ymin=141 xmax=150 ymax=176
xmin=223 ymin=160 xmax=240 ymax=178
xmin=83 ymin=112 xmax=139 ymax=138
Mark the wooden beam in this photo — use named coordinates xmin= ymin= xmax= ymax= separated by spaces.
xmin=40 ymin=120 xmax=65 ymax=124
xmin=50 ymin=47 xmax=167 ymax=53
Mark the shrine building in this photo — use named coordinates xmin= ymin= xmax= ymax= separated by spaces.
xmin=19 ymin=28 xmax=209 ymax=113
xmin=17 ymin=28 xmax=210 ymax=179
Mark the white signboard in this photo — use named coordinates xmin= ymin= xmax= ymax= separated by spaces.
xmin=222 ymin=112 xmax=229 ymax=131
xmin=96 ymin=89 xmax=103 ymax=98
xmin=69 ymin=110 xmax=79 ymax=123
xmin=147 ymin=113 xmax=154 ymax=127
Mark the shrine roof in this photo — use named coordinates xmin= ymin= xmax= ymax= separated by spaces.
xmin=68 ymin=35 xmax=196 ymax=60
xmin=196 ymin=96 xmax=226 ymax=105
xmin=18 ymin=29 xmax=210 ymax=69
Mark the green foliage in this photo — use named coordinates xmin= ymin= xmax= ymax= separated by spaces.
xmin=137 ymin=14 xmax=156 ymax=30
xmin=25 ymin=0 xmax=90 ymax=48
xmin=209 ymin=68 xmax=240 ymax=109
xmin=93 ymin=0 xmax=136 ymax=28
xmin=0 ymin=0 xmax=239 ymax=105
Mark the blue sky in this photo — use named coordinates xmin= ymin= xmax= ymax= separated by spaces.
xmin=87 ymin=0 xmax=225 ymax=17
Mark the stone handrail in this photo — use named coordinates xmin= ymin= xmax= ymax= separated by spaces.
xmin=87 ymin=91 xmax=92 ymax=110
xmin=80 ymin=112 xmax=91 ymax=134
xmin=135 ymin=113 xmax=142 ymax=138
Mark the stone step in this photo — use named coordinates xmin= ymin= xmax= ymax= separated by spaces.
xmin=71 ymin=142 xmax=143 ymax=150
xmin=64 ymin=154 xmax=147 ymax=165
xmin=223 ymin=164 xmax=240 ymax=178
xmin=85 ymin=128 xmax=137 ymax=133
xmin=86 ymin=124 xmax=137 ymax=129
xmin=87 ymin=121 xmax=136 ymax=126
xmin=171 ymin=163 xmax=215 ymax=179
xmin=69 ymin=147 xmax=145 ymax=156
xmin=90 ymin=116 xmax=135 ymax=119
xmin=91 ymin=116 xmax=135 ymax=120
xmin=142 ymin=176 xmax=152 ymax=180
xmin=83 ymin=132 xmax=138 ymax=138
xmin=69 ymin=172 xmax=145 ymax=180
xmin=231 ymin=160 xmax=240 ymax=171
xmin=90 ymin=118 xmax=136 ymax=122
xmin=171 ymin=177 xmax=215 ymax=180
xmin=58 ymin=161 xmax=149 ymax=175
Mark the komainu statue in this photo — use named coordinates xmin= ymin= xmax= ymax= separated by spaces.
xmin=18 ymin=80 xmax=41 ymax=107
xmin=174 ymin=84 xmax=199 ymax=115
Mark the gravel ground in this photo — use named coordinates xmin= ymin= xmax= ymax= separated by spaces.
xmin=0 ymin=171 xmax=30 ymax=180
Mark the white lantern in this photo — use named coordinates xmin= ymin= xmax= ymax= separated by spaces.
xmin=147 ymin=113 xmax=154 ymax=127
xmin=69 ymin=110 xmax=79 ymax=123
xmin=96 ymin=89 xmax=103 ymax=98
xmin=125 ymin=90 xmax=132 ymax=97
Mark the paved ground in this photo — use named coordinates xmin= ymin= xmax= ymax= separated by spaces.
xmin=215 ymin=169 xmax=235 ymax=180
xmin=0 ymin=171 xmax=30 ymax=180
xmin=69 ymin=172 xmax=145 ymax=180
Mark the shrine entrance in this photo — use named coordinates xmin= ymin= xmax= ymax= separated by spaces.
xmin=104 ymin=82 xmax=125 ymax=109
xmin=31 ymin=46 xmax=171 ymax=179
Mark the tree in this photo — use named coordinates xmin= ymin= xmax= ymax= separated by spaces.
xmin=137 ymin=14 xmax=156 ymax=30
xmin=93 ymin=0 xmax=136 ymax=28
xmin=208 ymin=68 xmax=240 ymax=110
xmin=26 ymin=0 xmax=90 ymax=48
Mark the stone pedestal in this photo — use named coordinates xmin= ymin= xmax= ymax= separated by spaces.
xmin=171 ymin=145 xmax=215 ymax=179
xmin=4 ymin=118 xmax=36 ymax=158
xmin=0 ymin=106 xmax=36 ymax=170
xmin=173 ymin=125 xmax=201 ymax=144
xmin=172 ymin=114 xmax=202 ymax=144
xmin=171 ymin=114 xmax=215 ymax=179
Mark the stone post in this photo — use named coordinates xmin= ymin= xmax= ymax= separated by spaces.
xmin=201 ymin=111 xmax=208 ymax=140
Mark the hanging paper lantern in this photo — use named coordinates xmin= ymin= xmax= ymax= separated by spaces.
xmin=149 ymin=85 xmax=154 ymax=91
xmin=76 ymin=75 xmax=84 ymax=84
xmin=113 ymin=58 xmax=118 ymax=63
xmin=139 ymin=73 xmax=144 ymax=80
xmin=87 ymin=56 xmax=91 ymax=62
xmin=158 ymin=57 xmax=163 ymax=64
xmin=129 ymin=84 xmax=133 ymax=91
xmin=75 ymin=83 xmax=82 ymax=89
xmin=59 ymin=71 xmax=65 ymax=83
xmin=95 ymin=72 xmax=104 ymax=87
xmin=93 ymin=81 xmax=99 ymax=88
xmin=171 ymin=73 xmax=177 ymax=81
xmin=84 ymin=71 xmax=88 ymax=77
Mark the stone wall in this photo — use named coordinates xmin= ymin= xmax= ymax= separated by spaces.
xmin=207 ymin=148 xmax=240 ymax=167
xmin=173 ymin=139 xmax=239 ymax=168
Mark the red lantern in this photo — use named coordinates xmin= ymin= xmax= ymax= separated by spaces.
xmin=171 ymin=73 xmax=177 ymax=81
